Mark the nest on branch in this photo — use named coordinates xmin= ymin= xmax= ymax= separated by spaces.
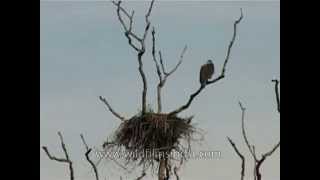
xmin=103 ymin=111 xmax=200 ymax=169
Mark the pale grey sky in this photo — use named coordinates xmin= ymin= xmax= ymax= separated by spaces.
xmin=40 ymin=1 xmax=279 ymax=180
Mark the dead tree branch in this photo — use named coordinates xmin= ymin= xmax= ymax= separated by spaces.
xmin=272 ymin=79 xmax=280 ymax=113
xmin=235 ymin=79 xmax=280 ymax=180
xmin=151 ymin=27 xmax=187 ymax=113
xmin=111 ymin=0 xmax=155 ymax=114
xmin=42 ymin=132 xmax=74 ymax=180
xmin=80 ymin=134 xmax=99 ymax=180
xmin=99 ymin=96 xmax=126 ymax=121
xmin=239 ymin=102 xmax=257 ymax=161
xmin=168 ymin=9 xmax=243 ymax=116
xmin=227 ymin=137 xmax=245 ymax=180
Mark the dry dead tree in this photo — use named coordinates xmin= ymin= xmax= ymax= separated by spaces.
xmin=98 ymin=1 xmax=243 ymax=180
xmin=42 ymin=132 xmax=75 ymax=180
xmin=42 ymin=1 xmax=243 ymax=180
xmin=228 ymin=79 xmax=280 ymax=180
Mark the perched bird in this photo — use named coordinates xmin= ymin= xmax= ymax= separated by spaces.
xmin=199 ymin=59 xmax=214 ymax=87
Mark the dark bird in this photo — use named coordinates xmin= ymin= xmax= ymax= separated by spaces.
xmin=199 ymin=59 xmax=214 ymax=87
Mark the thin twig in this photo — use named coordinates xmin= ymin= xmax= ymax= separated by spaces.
xmin=227 ymin=137 xmax=245 ymax=180
xmin=99 ymin=96 xmax=125 ymax=121
xmin=239 ymin=101 xmax=258 ymax=161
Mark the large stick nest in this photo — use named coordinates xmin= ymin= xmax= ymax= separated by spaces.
xmin=103 ymin=112 xmax=199 ymax=169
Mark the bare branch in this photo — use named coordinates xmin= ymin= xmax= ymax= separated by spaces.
xmin=112 ymin=1 xmax=141 ymax=51
xmin=168 ymin=85 xmax=205 ymax=116
xmin=152 ymin=27 xmax=187 ymax=113
xmin=42 ymin=132 xmax=74 ymax=180
xmin=272 ymin=79 xmax=280 ymax=113
xmin=151 ymin=27 xmax=163 ymax=83
xmin=142 ymin=0 xmax=155 ymax=44
xmin=207 ymin=8 xmax=243 ymax=84
xmin=262 ymin=141 xmax=280 ymax=159
xmin=159 ymin=46 xmax=187 ymax=77
xmin=168 ymin=9 xmax=243 ymax=116
xmin=253 ymin=146 xmax=257 ymax=180
xmin=99 ymin=96 xmax=126 ymax=121
xmin=239 ymin=101 xmax=257 ymax=161
xmin=42 ymin=146 xmax=69 ymax=163
xmin=112 ymin=0 xmax=155 ymax=114
xmin=166 ymin=46 xmax=187 ymax=76
xmin=252 ymin=79 xmax=280 ymax=180
xmin=227 ymin=137 xmax=245 ymax=180
xmin=238 ymin=99 xmax=279 ymax=180
xmin=138 ymin=51 xmax=148 ymax=114
xmin=81 ymin=134 xmax=99 ymax=180
xmin=159 ymin=51 xmax=166 ymax=75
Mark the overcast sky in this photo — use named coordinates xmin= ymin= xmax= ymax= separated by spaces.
xmin=40 ymin=1 xmax=280 ymax=180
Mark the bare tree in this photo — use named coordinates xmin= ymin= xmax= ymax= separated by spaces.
xmin=228 ymin=80 xmax=280 ymax=180
xmin=42 ymin=1 xmax=244 ymax=180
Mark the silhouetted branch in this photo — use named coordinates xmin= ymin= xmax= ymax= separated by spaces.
xmin=99 ymin=96 xmax=126 ymax=121
xmin=151 ymin=27 xmax=187 ymax=113
xmin=239 ymin=101 xmax=257 ymax=161
xmin=227 ymin=137 xmax=245 ymax=180
xmin=80 ymin=134 xmax=99 ymax=180
xmin=235 ymin=80 xmax=280 ymax=180
xmin=272 ymin=79 xmax=280 ymax=113
xmin=42 ymin=132 xmax=74 ymax=180
xmin=168 ymin=9 xmax=243 ymax=116
xmin=112 ymin=0 xmax=155 ymax=114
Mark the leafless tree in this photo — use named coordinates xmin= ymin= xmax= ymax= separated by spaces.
xmin=42 ymin=1 xmax=244 ymax=180
xmin=228 ymin=80 xmax=280 ymax=180
xmin=101 ymin=1 xmax=243 ymax=179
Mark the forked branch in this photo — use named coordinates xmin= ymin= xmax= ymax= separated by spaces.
xmin=234 ymin=79 xmax=280 ymax=180
xmin=168 ymin=9 xmax=243 ymax=116
xmin=42 ymin=132 xmax=74 ymax=180
xmin=227 ymin=137 xmax=245 ymax=180
xmin=111 ymin=0 xmax=155 ymax=114
xmin=151 ymin=27 xmax=187 ymax=113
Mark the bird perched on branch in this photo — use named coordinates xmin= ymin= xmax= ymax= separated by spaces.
xmin=200 ymin=59 xmax=214 ymax=87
